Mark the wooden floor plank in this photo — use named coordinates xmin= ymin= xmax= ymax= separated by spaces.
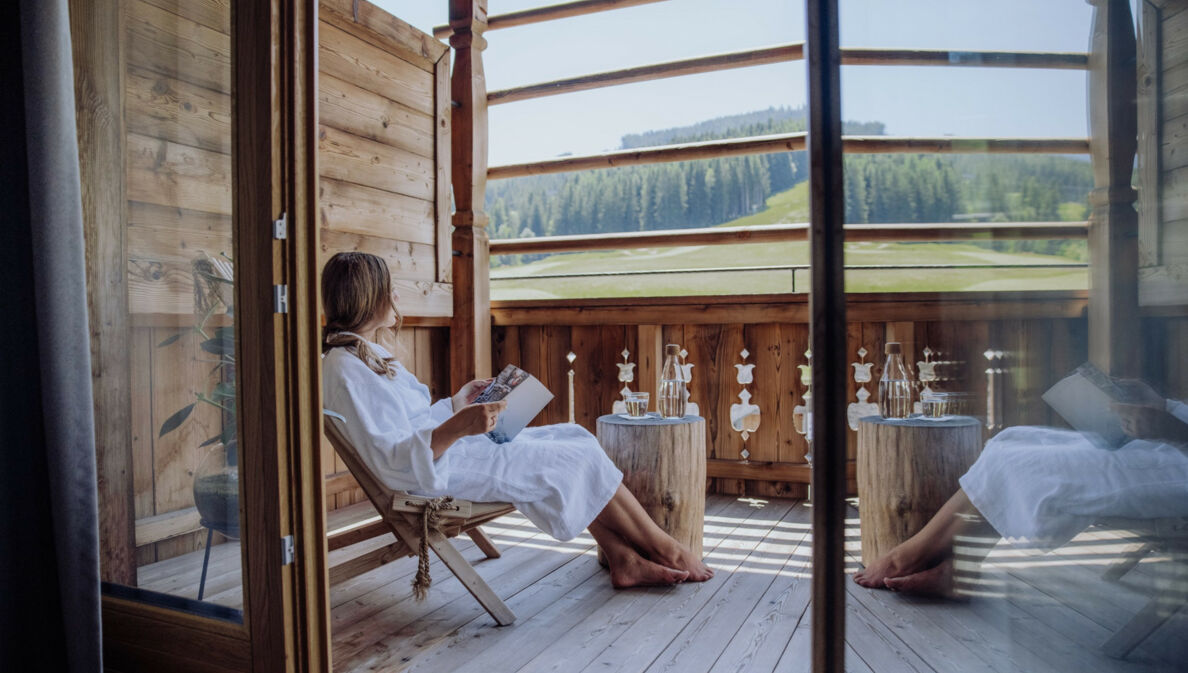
xmin=400 ymin=496 xmax=744 ymax=673
xmin=650 ymin=502 xmax=813 ymax=673
xmin=573 ymin=498 xmax=799 ymax=673
xmin=966 ymin=566 xmax=1164 ymax=673
xmin=333 ymin=523 xmax=567 ymax=664
xmin=321 ymin=494 xmax=1183 ymax=673
xmin=510 ymin=496 xmax=766 ymax=673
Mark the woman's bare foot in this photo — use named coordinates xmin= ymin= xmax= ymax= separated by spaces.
xmin=653 ymin=541 xmax=715 ymax=582
xmin=883 ymin=558 xmax=955 ymax=598
xmin=609 ymin=554 xmax=690 ymax=589
xmin=853 ymin=543 xmax=931 ymax=589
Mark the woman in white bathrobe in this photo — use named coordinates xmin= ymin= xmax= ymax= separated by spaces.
xmin=854 ymin=398 xmax=1188 ymax=595
xmin=321 ymin=252 xmax=712 ymax=588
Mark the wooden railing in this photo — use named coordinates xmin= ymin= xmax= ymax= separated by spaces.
xmin=489 ymin=221 xmax=1089 ymax=255
xmin=490 ymin=291 xmax=1090 ymax=498
xmin=488 ymin=45 xmax=1087 ymax=106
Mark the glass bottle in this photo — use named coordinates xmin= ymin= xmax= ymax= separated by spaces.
xmin=879 ymin=342 xmax=913 ymax=419
xmin=657 ymin=343 xmax=687 ymax=419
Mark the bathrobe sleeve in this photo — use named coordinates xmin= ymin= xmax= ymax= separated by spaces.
xmin=323 ymin=350 xmax=451 ymax=493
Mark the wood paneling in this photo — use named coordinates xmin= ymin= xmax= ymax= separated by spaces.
xmin=125 ymin=0 xmax=230 ymax=94
xmin=319 ymin=22 xmax=435 ymax=116
xmin=494 ymin=300 xmax=1088 ymax=495
xmin=73 ymin=0 xmax=137 ymax=585
xmin=1139 ymin=0 xmax=1188 ymax=306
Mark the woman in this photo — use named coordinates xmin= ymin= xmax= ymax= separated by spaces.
xmin=854 ymin=399 xmax=1188 ymax=596
xmin=321 ymin=252 xmax=712 ymax=588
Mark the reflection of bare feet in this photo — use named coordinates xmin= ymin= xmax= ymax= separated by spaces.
xmin=853 ymin=545 xmax=929 ymax=589
xmin=609 ymin=554 xmax=689 ymax=589
xmin=883 ymin=558 xmax=954 ymax=598
xmin=654 ymin=542 xmax=715 ymax=582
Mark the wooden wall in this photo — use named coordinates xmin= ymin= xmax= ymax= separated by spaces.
xmin=316 ymin=0 xmax=453 ymax=510
xmin=1138 ymin=0 xmax=1188 ymax=305
xmin=492 ymin=292 xmax=1089 ymax=499
xmin=124 ymin=0 xmax=235 ymax=566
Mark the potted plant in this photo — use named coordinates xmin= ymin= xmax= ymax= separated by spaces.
xmin=158 ymin=252 xmax=239 ymax=538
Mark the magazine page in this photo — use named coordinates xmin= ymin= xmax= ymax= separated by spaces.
xmin=1041 ymin=362 xmax=1162 ymax=448
xmin=476 ymin=364 xmax=554 ymax=443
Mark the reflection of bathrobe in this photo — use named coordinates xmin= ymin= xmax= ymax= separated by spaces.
xmin=323 ymin=342 xmax=623 ymax=541
xmin=960 ymin=400 xmax=1188 ymax=549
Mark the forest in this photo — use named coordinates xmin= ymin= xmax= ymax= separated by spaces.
xmin=485 ymin=107 xmax=1093 ymax=262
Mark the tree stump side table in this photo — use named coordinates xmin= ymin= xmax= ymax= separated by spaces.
xmin=596 ymin=414 xmax=706 ymax=558
xmin=856 ymin=415 xmax=982 ymax=566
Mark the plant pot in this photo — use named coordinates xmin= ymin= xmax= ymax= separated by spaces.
xmin=193 ymin=442 xmax=240 ymax=538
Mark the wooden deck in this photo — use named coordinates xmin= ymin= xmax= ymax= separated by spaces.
xmin=137 ymin=495 xmax=1186 ymax=672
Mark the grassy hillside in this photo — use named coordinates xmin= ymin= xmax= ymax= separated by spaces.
xmin=489 ymin=183 xmax=1087 ymax=300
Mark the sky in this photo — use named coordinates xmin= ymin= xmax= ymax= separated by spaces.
xmin=373 ymin=0 xmax=1095 ymax=166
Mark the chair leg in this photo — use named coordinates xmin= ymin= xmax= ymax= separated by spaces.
xmin=197 ymin=527 xmax=214 ymax=601
xmin=1103 ymin=542 xmax=1154 ymax=581
xmin=1102 ymin=598 xmax=1180 ymax=659
xmin=467 ymin=527 xmax=502 ymax=559
xmin=428 ymin=531 xmax=516 ymax=626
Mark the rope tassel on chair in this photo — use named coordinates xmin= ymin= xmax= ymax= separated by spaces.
xmin=412 ymin=495 xmax=454 ymax=600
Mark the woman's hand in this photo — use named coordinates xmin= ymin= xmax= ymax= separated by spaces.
xmin=452 ymin=378 xmax=494 ymax=412
xmin=453 ymin=401 xmax=507 ymax=436
xmin=430 ymin=400 xmax=507 ymax=458
xmin=1113 ymin=402 xmax=1186 ymax=442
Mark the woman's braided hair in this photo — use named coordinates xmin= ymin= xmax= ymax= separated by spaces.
xmin=321 ymin=252 xmax=400 ymax=378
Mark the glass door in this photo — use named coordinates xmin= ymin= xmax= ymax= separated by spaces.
xmin=72 ymin=0 xmax=326 ymax=668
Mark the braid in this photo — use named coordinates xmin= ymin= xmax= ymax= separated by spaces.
xmin=324 ymin=329 xmax=398 ymax=379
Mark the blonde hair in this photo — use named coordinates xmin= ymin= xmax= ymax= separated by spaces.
xmin=321 ymin=252 xmax=401 ymax=378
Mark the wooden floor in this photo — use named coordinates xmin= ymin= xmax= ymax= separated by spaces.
xmin=138 ymin=495 xmax=1186 ymax=673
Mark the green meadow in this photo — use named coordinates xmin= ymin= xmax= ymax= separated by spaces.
xmin=490 ymin=183 xmax=1087 ymax=300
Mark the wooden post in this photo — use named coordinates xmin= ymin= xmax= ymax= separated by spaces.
xmin=69 ymin=0 xmax=136 ymax=586
xmin=1087 ymin=0 xmax=1140 ymax=378
xmin=806 ymin=0 xmax=847 ymax=671
xmin=450 ymin=0 xmax=492 ymax=392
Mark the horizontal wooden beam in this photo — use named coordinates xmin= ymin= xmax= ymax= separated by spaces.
xmin=489 ymin=221 xmax=1088 ymax=255
xmin=489 ymin=132 xmax=807 ymax=179
xmin=489 ymin=44 xmax=804 ymax=105
xmin=488 ymin=45 xmax=1088 ymax=106
xmin=487 ymin=134 xmax=1090 ymax=179
xmin=134 ymin=507 xmax=203 ymax=546
xmin=433 ymin=0 xmax=667 ymax=38
xmin=489 ymin=290 xmax=1090 ymax=326
xmin=706 ymin=458 xmax=856 ymax=483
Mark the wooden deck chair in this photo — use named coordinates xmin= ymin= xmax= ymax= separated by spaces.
xmin=322 ymin=410 xmax=517 ymax=625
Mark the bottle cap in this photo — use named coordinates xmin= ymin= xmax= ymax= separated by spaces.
xmin=884 ymin=342 xmax=902 ymax=355
xmin=665 ymin=344 xmax=681 ymax=355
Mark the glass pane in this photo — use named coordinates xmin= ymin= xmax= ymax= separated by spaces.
xmin=75 ymin=0 xmax=244 ymax=619
xmin=841 ymin=1 xmax=1186 ymax=671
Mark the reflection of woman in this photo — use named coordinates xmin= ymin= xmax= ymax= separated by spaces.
xmin=855 ymin=399 xmax=1188 ymax=595
xmin=321 ymin=252 xmax=712 ymax=587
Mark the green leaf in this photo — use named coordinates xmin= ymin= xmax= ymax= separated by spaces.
xmin=157 ymin=331 xmax=185 ymax=348
xmin=198 ymin=434 xmax=222 ymax=448
xmin=200 ymin=332 xmax=235 ymax=357
xmin=220 ymin=420 xmax=237 ymax=447
xmin=159 ymin=403 xmax=195 ymax=437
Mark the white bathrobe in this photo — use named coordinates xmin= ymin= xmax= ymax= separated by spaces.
xmin=322 ymin=341 xmax=623 ymax=541
xmin=960 ymin=399 xmax=1188 ymax=549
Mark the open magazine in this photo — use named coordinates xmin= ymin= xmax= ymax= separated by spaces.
xmin=472 ymin=364 xmax=554 ymax=443
xmin=1041 ymin=362 xmax=1163 ymax=448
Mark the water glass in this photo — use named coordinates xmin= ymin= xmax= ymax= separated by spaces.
xmin=625 ymin=391 xmax=650 ymax=418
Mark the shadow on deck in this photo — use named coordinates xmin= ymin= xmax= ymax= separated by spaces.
xmin=137 ymin=495 xmax=1186 ymax=673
